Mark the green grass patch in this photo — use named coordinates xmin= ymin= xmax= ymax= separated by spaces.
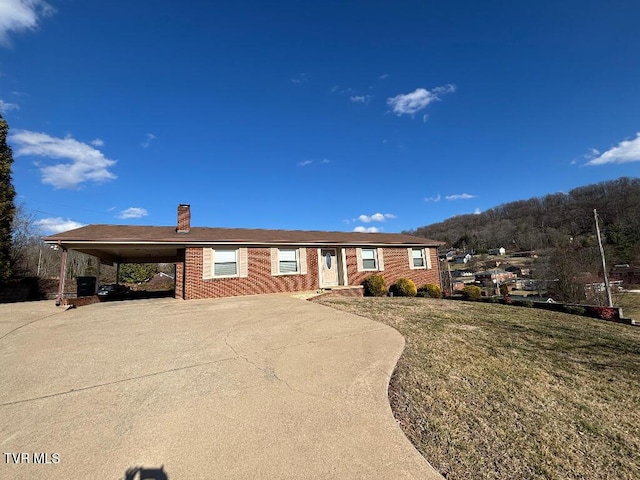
xmin=318 ymin=297 xmax=640 ymax=479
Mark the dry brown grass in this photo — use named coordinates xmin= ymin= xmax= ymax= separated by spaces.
xmin=615 ymin=292 xmax=640 ymax=320
xmin=317 ymin=297 xmax=640 ymax=479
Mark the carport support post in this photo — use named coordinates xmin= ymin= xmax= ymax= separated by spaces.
xmin=56 ymin=248 xmax=68 ymax=306
xmin=94 ymin=258 xmax=101 ymax=294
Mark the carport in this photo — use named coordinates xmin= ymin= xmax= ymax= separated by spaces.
xmin=43 ymin=233 xmax=186 ymax=305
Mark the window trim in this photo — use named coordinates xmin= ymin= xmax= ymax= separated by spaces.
xmin=409 ymin=248 xmax=427 ymax=270
xmin=361 ymin=248 xmax=378 ymax=271
xmin=213 ymin=248 xmax=239 ymax=278
xmin=278 ymin=248 xmax=300 ymax=275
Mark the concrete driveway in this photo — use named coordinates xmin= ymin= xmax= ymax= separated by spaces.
xmin=0 ymin=295 xmax=441 ymax=479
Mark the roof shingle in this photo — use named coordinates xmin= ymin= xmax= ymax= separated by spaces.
xmin=44 ymin=224 xmax=442 ymax=246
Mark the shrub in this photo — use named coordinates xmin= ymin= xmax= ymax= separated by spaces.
xmin=394 ymin=278 xmax=417 ymax=297
xmin=362 ymin=275 xmax=387 ymax=297
xmin=502 ymin=295 xmax=513 ymax=305
xmin=462 ymin=285 xmax=482 ymax=301
xmin=563 ymin=305 xmax=586 ymax=315
xmin=418 ymin=283 xmax=442 ymax=298
xmin=589 ymin=306 xmax=616 ymax=320
xmin=513 ymin=299 xmax=535 ymax=308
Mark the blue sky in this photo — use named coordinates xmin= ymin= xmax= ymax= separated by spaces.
xmin=1 ymin=0 xmax=639 ymax=235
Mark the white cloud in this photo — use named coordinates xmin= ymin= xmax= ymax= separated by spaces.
xmin=35 ymin=217 xmax=86 ymax=234
xmin=350 ymin=95 xmax=371 ymax=104
xmin=90 ymin=138 xmax=104 ymax=147
xmin=379 ymin=73 xmax=390 ymax=80
xmin=290 ymin=73 xmax=307 ymax=84
xmin=353 ymin=226 xmax=380 ymax=233
xmin=357 ymin=213 xmax=396 ymax=223
xmin=445 ymin=193 xmax=476 ymax=200
xmin=0 ymin=0 xmax=55 ymax=46
xmin=141 ymin=133 xmax=156 ymax=148
xmin=387 ymin=84 xmax=456 ymax=116
xmin=320 ymin=158 xmax=330 ymax=164
xmin=297 ymin=160 xmax=312 ymax=167
xmin=424 ymin=194 xmax=441 ymax=202
xmin=0 ymin=99 xmax=19 ymax=112
xmin=473 ymin=208 xmax=482 ymax=215
xmin=118 ymin=207 xmax=148 ymax=219
xmin=10 ymin=130 xmax=117 ymax=189
xmin=586 ymin=133 xmax=640 ymax=165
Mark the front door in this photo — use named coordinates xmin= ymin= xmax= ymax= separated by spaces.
xmin=320 ymin=248 xmax=339 ymax=287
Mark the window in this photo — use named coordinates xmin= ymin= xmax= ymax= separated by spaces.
xmin=214 ymin=249 xmax=238 ymax=277
xmin=279 ymin=249 xmax=299 ymax=274
xmin=271 ymin=248 xmax=307 ymax=276
xmin=356 ymin=247 xmax=384 ymax=272
xmin=412 ymin=248 xmax=425 ymax=268
xmin=361 ymin=248 xmax=377 ymax=270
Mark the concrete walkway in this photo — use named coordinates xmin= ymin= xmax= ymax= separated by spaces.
xmin=0 ymin=295 xmax=442 ymax=479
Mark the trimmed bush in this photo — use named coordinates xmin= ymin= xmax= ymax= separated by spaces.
xmin=418 ymin=283 xmax=442 ymax=298
xmin=564 ymin=305 xmax=586 ymax=315
xmin=513 ymin=299 xmax=535 ymax=308
xmin=394 ymin=278 xmax=417 ymax=297
xmin=362 ymin=274 xmax=387 ymax=297
xmin=462 ymin=285 xmax=482 ymax=301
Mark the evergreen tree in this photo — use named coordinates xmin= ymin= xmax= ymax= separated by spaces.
xmin=0 ymin=113 xmax=16 ymax=282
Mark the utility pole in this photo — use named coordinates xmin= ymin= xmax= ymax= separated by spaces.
xmin=594 ymin=209 xmax=613 ymax=307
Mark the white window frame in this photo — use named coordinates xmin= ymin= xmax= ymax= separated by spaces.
xmin=278 ymin=248 xmax=300 ymax=275
xmin=409 ymin=248 xmax=431 ymax=270
xmin=213 ymin=248 xmax=239 ymax=278
xmin=361 ymin=248 xmax=378 ymax=271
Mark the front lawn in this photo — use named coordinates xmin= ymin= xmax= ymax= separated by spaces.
xmin=317 ymin=297 xmax=640 ymax=479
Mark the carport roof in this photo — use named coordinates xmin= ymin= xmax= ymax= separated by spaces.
xmin=42 ymin=224 xmax=443 ymax=264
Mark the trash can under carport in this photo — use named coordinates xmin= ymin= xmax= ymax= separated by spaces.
xmin=77 ymin=276 xmax=97 ymax=297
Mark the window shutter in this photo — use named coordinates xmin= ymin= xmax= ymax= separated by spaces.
xmin=425 ymin=248 xmax=432 ymax=269
xmin=239 ymin=248 xmax=248 ymax=277
xmin=202 ymin=248 xmax=213 ymax=279
xmin=356 ymin=248 xmax=363 ymax=272
xmin=377 ymin=248 xmax=385 ymax=271
xmin=270 ymin=248 xmax=278 ymax=276
xmin=299 ymin=248 xmax=307 ymax=274
xmin=407 ymin=248 xmax=415 ymax=269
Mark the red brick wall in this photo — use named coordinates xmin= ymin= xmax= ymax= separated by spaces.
xmin=345 ymin=247 xmax=441 ymax=290
xmin=183 ymin=247 xmax=320 ymax=299
xmin=180 ymin=246 xmax=441 ymax=300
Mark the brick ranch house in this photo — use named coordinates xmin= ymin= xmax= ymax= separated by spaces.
xmin=44 ymin=205 xmax=443 ymax=302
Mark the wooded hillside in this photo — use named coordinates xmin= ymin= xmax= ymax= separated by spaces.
xmin=407 ymin=177 xmax=640 ymax=264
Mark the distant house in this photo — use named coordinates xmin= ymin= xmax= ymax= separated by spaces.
xmin=474 ymin=269 xmax=516 ymax=284
xmin=505 ymin=265 xmax=531 ymax=277
xmin=451 ymin=270 xmax=475 ymax=284
xmin=454 ymin=253 xmax=472 ymax=264
xmin=44 ymin=205 xmax=443 ymax=302
xmin=577 ymin=275 xmax=623 ymax=294
xmin=488 ymin=247 xmax=506 ymax=256
xmin=611 ymin=265 xmax=640 ymax=287
xmin=438 ymin=250 xmax=455 ymax=262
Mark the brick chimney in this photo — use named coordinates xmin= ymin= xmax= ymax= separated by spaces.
xmin=177 ymin=204 xmax=191 ymax=234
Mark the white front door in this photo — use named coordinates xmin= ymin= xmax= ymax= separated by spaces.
xmin=320 ymin=248 xmax=339 ymax=287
